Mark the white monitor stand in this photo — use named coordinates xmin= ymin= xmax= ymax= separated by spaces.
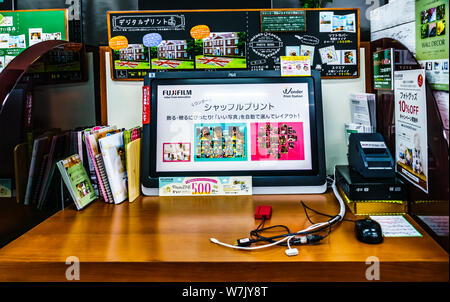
xmin=142 ymin=182 xmax=327 ymax=196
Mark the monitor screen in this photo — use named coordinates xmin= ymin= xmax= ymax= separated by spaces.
xmin=142 ymin=71 xmax=326 ymax=194
xmin=154 ymin=80 xmax=314 ymax=174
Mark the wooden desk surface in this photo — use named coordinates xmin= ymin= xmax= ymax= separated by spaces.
xmin=0 ymin=192 xmax=448 ymax=282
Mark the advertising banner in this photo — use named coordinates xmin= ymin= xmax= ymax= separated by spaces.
xmin=373 ymin=48 xmax=394 ymax=90
xmin=394 ymin=69 xmax=428 ymax=193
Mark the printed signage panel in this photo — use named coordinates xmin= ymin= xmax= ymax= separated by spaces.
xmin=394 ymin=69 xmax=428 ymax=193
xmin=107 ymin=8 xmax=360 ymax=80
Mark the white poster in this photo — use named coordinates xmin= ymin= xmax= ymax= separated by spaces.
xmin=156 ymin=82 xmax=312 ymax=173
xmin=0 ymin=33 xmax=9 ymax=48
xmin=394 ymin=69 xmax=428 ymax=193
xmin=319 ymin=45 xmax=339 ymax=64
xmin=300 ymin=45 xmax=315 ymax=63
xmin=28 ymin=28 xmax=42 ymax=46
xmin=319 ymin=12 xmax=333 ymax=32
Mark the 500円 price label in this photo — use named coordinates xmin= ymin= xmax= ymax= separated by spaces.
xmin=159 ymin=176 xmax=252 ymax=196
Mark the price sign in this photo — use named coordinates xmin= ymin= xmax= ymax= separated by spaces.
xmin=159 ymin=176 xmax=252 ymax=196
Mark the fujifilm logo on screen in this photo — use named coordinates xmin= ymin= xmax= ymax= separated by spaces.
xmin=162 ymin=89 xmax=192 ymax=96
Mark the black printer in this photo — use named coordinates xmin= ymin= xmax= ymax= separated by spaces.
xmin=348 ymin=133 xmax=395 ymax=179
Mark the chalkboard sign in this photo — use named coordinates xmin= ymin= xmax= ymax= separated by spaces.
xmin=107 ymin=8 xmax=360 ymax=81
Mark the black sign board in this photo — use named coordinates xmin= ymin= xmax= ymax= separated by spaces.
xmin=107 ymin=8 xmax=360 ymax=81
xmin=0 ymin=0 xmax=15 ymax=10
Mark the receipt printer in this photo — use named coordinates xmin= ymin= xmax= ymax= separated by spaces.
xmin=348 ymin=133 xmax=395 ymax=179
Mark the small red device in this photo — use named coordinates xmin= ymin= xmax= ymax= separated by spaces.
xmin=255 ymin=205 xmax=272 ymax=219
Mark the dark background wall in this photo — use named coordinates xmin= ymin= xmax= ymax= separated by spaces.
xmin=15 ymin=0 xmax=387 ymax=45
xmin=17 ymin=0 xmax=138 ymax=45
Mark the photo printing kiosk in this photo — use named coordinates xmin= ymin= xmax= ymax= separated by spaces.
xmin=141 ymin=70 xmax=326 ymax=195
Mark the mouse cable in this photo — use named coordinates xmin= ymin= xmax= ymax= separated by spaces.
xmin=247 ymin=166 xmax=347 ymax=246
xmin=252 ymin=220 xmax=333 ymax=247
xmin=210 ymin=166 xmax=346 ymax=251
xmin=249 ymin=207 xmax=331 ymax=246
xmin=301 ymin=201 xmax=356 ymax=223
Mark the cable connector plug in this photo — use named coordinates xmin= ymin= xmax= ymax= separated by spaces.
xmin=285 ymin=248 xmax=299 ymax=257
xmin=290 ymin=234 xmax=324 ymax=245
xmin=235 ymin=238 xmax=253 ymax=247
xmin=306 ymin=234 xmax=323 ymax=244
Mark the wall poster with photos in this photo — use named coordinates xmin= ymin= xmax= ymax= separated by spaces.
xmin=0 ymin=9 xmax=68 ymax=73
xmin=107 ymin=8 xmax=360 ymax=80
xmin=415 ymin=0 xmax=449 ymax=91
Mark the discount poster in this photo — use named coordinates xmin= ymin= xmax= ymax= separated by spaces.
xmin=394 ymin=69 xmax=428 ymax=193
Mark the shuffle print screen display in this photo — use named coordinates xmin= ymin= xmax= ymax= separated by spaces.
xmin=156 ymin=82 xmax=313 ymax=173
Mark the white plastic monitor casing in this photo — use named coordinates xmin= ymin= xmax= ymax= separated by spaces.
xmin=141 ymin=182 xmax=327 ymax=196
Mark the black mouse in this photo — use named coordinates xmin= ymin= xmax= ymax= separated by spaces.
xmin=354 ymin=219 xmax=383 ymax=244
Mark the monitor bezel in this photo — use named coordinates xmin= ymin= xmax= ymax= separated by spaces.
xmin=141 ymin=71 xmax=326 ymax=191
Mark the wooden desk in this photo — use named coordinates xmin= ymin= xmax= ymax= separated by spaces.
xmin=0 ymin=192 xmax=448 ymax=282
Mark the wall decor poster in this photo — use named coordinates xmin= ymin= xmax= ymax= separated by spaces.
xmin=394 ymin=69 xmax=428 ymax=193
xmin=415 ymin=0 xmax=449 ymax=91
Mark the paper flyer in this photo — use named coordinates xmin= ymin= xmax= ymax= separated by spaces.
xmin=300 ymin=45 xmax=315 ymax=64
xmin=0 ymin=33 xmax=9 ymax=48
xmin=418 ymin=216 xmax=449 ymax=236
xmin=373 ymin=48 xmax=394 ymax=90
xmin=394 ymin=69 xmax=428 ymax=193
xmin=342 ymin=49 xmax=357 ymax=65
xmin=332 ymin=15 xmax=346 ymax=32
xmin=370 ymin=216 xmax=422 ymax=237
xmin=319 ymin=11 xmax=333 ymax=32
xmin=28 ymin=28 xmax=42 ymax=46
xmin=17 ymin=34 xmax=26 ymax=48
xmin=4 ymin=55 xmax=14 ymax=66
xmin=285 ymin=46 xmax=300 ymax=56
xmin=280 ymin=55 xmax=311 ymax=77
xmin=0 ymin=56 xmax=4 ymax=72
xmin=344 ymin=13 xmax=356 ymax=32
xmin=319 ymin=45 xmax=339 ymax=64
xmin=350 ymin=93 xmax=376 ymax=128
xmin=159 ymin=176 xmax=252 ymax=196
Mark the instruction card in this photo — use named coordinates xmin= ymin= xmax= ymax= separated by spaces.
xmin=159 ymin=176 xmax=252 ymax=196
xmin=370 ymin=216 xmax=422 ymax=237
